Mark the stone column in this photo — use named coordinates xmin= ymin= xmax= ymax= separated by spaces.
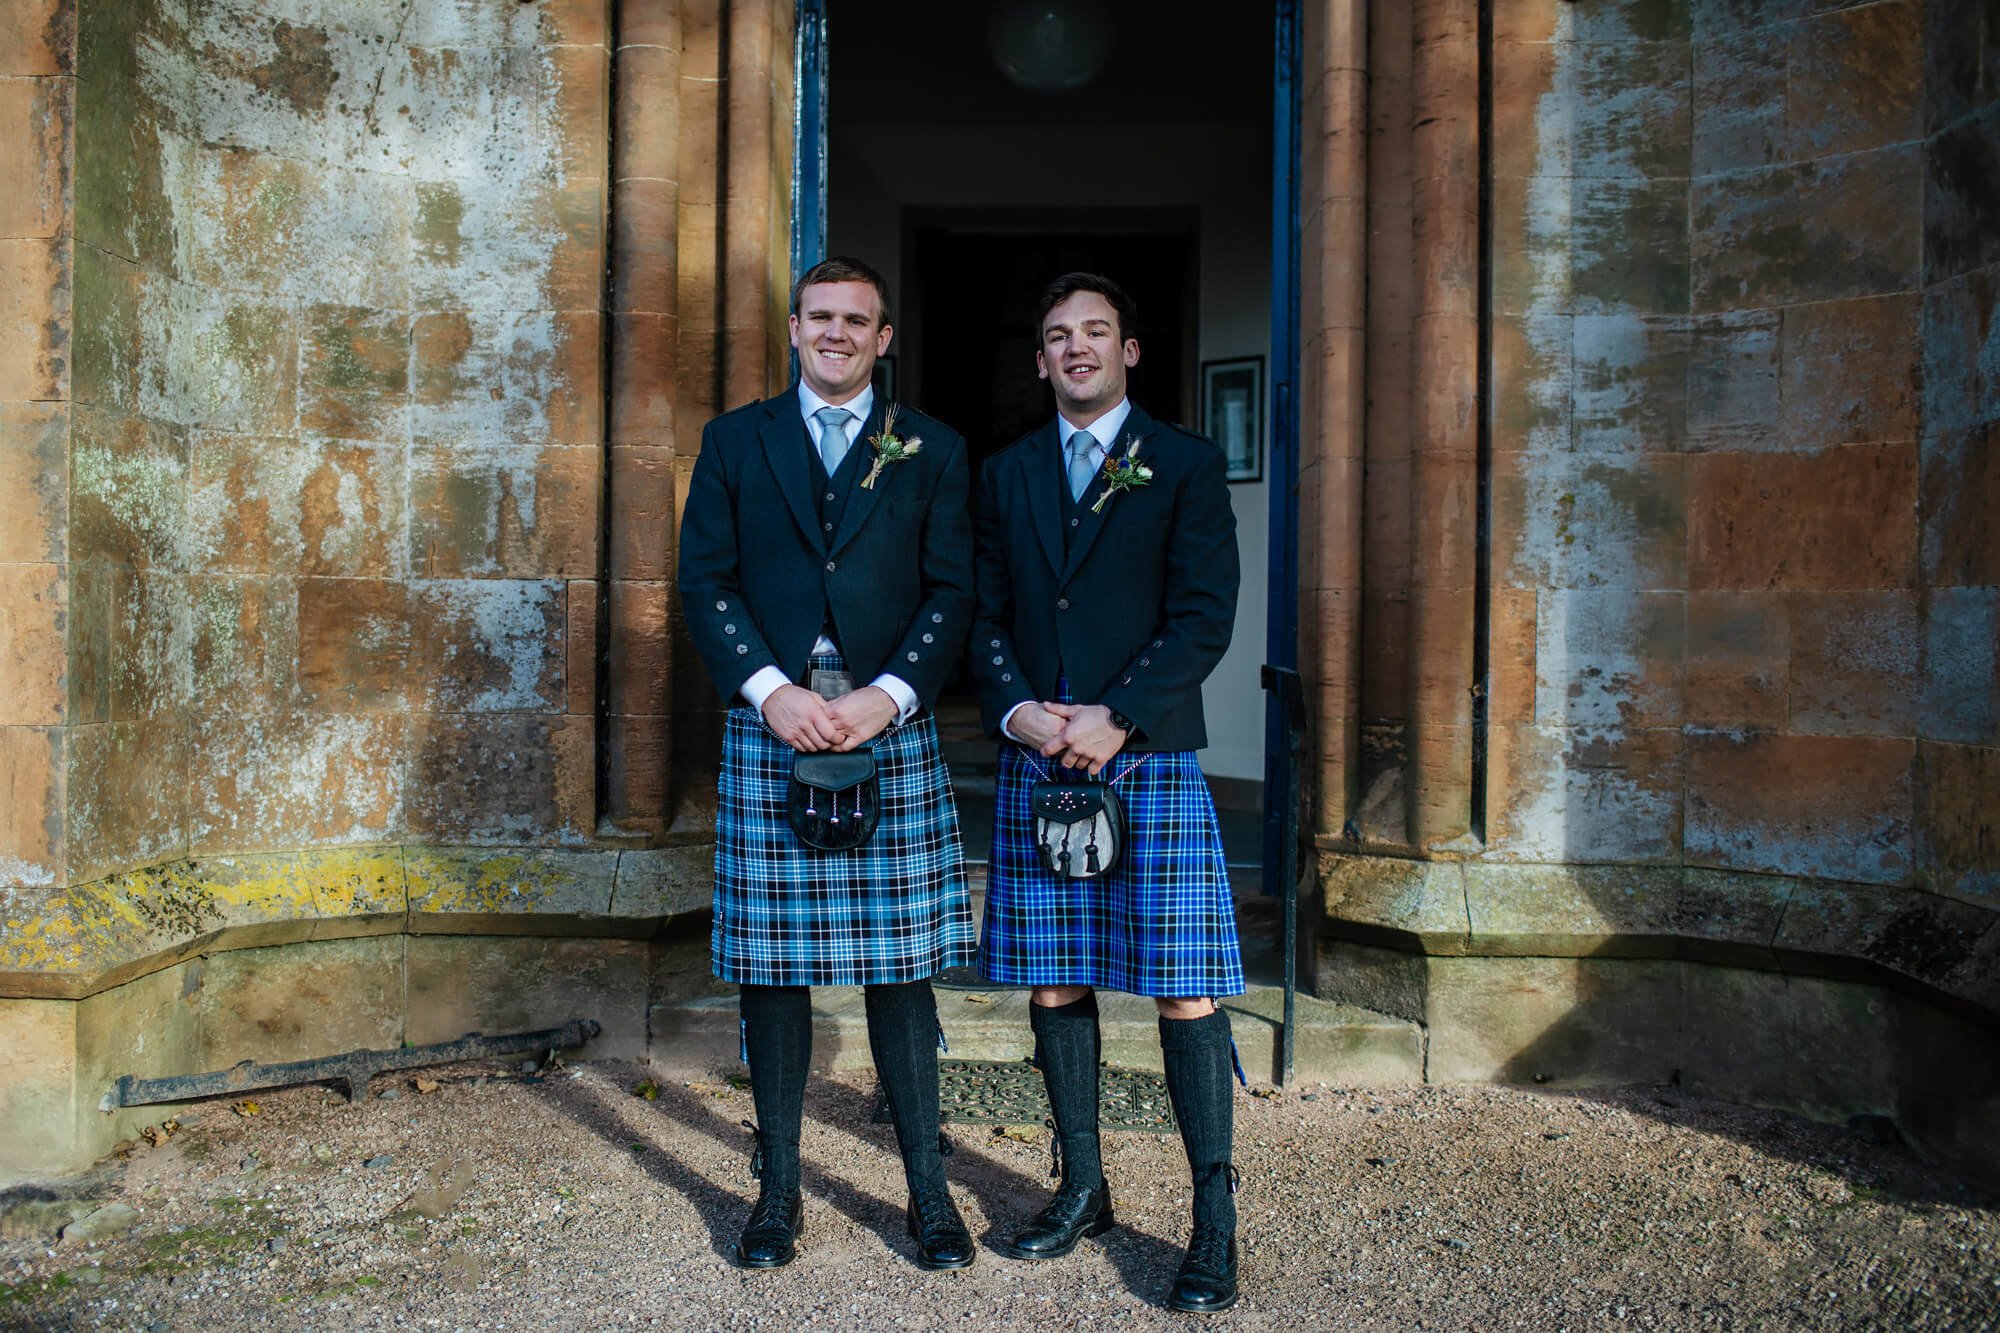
xmin=604 ymin=1 xmax=684 ymax=834
xmin=1300 ymin=0 xmax=1369 ymax=838
xmin=1405 ymin=0 xmax=1480 ymax=846
xmin=722 ymin=0 xmax=778 ymax=408
xmin=0 ymin=0 xmax=73 ymax=899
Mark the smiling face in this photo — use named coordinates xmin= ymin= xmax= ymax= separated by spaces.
xmin=1036 ymin=289 xmax=1140 ymax=425
xmin=790 ymin=280 xmax=893 ymax=405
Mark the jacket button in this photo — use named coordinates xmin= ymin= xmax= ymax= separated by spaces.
xmin=1121 ymin=676 xmax=1132 ymax=685
xmin=724 ymin=623 xmax=737 ymax=634
xmin=1057 ymin=598 xmax=1070 ymax=611
xmin=989 ymin=638 xmax=1001 ymax=648
xmin=907 ymin=651 xmax=919 ymax=663
xmin=825 ymin=560 xmax=836 ymax=572
xmin=737 ymin=645 xmax=750 ymax=656
xmin=1002 ymin=672 xmax=1012 ymax=682
xmin=992 ymin=655 xmax=1003 ymax=665
xmin=716 ymin=600 xmax=728 ymax=612
xmin=922 ymin=633 xmax=934 ymax=644
xmin=1139 ymin=657 xmax=1150 ymax=666
xmin=1070 ymin=517 xmax=1080 ymax=528
xmin=825 ymin=491 xmax=836 ymax=502
xmin=932 ymin=613 xmax=944 ymax=623
xmin=1153 ymin=639 xmax=1163 ymax=647
xmin=823 ymin=521 xmax=833 ymax=532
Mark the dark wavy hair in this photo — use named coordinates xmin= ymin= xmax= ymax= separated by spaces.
xmin=1035 ymin=272 xmax=1138 ymax=343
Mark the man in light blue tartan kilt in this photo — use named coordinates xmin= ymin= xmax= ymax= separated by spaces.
xmin=971 ymin=274 xmax=1246 ymax=1313
xmin=678 ymin=257 xmax=978 ymax=1272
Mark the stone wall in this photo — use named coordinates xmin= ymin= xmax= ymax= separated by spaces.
xmin=0 ymin=0 xmax=795 ymax=1180
xmin=1310 ymin=0 xmax=1997 ymax=1177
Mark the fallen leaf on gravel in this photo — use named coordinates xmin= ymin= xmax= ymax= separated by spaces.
xmin=961 ymin=994 xmax=993 ymax=1004
xmin=1250 ymin=1086 xmax=1281 ymax=1100
xmin=633 ymin=1078 xmax=661 ymax=1100
xmin=415 ymin=1077 xmax=441 ymax=1095
xmin=234 ymin=1100 xmax=261 ymax=1117
xmin=726 ymin=1074 xmax=751 ymax=1091
xmin=993 ymin=1125 xmax=1042 ymax=1144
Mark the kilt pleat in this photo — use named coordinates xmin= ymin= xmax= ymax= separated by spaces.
xmin=711 ymin=689 xmax=975 ymax=988
xmin=980 ymin=744 xmax=1245 ymax=998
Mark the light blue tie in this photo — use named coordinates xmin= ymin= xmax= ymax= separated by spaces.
xmin=815 ymin=406 xmax=854 ymax=475
xmin=1066 ymin=430 xmax=1098 ymax=503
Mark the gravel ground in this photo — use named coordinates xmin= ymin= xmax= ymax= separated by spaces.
xmin=3 ymin=1059 xmax=1997 ymax=1331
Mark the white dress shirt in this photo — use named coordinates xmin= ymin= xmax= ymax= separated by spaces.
xmin=1000 ymin=398 xmax=1134 ymax=742
xmin=737 ymin=382 xmax=920 ymax=724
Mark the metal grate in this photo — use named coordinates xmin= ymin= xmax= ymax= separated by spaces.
xmin=877 ymin=1059 xmax=1176 ymax=1134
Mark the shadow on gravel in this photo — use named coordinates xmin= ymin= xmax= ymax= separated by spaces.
xmin=529 ymin=1074 xmax=907 ymax=1263
xmin=804 ymin=1076 xmax=1186 ymax=1302
xmin=1552 ymin=1086 xmax=1995 ymax=1211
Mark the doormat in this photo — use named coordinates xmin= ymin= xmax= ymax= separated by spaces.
xmin=875 ymin=1059 xmax=1176 ymax=1134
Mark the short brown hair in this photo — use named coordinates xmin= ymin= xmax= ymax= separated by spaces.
xmin=1036 ymin=272 xmax=1138 ymax=343
xmin=791 ymin=256 xmax=891 ymax=323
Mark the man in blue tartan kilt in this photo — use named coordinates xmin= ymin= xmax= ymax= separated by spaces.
xmin=971 ymin=274 xmax=1246 ymax=1313
xmin=678 ymin=257 xmax=978 ymax=1272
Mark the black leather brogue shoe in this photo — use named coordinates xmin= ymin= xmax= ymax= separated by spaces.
xmin=906 ymin=1186 xmax=976 ymax=1270
xmin=1007 ymin=1179 xmax=1115 ymax=1260
xmin=1166 ymin=1224 xmax=1238 ymax=1313
xmin=734 ymin=1186 xmax=803 ymax=1269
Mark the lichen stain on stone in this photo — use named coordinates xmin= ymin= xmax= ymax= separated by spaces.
xmin=72 ymin=436 xmax=191 ymax=568
xmin=414 ymin=180 xmax=465 ymax=265
xmin=199 ymin=18 xmax=340 ymax=115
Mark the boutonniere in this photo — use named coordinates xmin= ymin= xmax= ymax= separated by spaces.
xmin=1090 ymin=435 xmax=1152 ymax=513
xmin=860 ymin=404 xmax=923 ymax=489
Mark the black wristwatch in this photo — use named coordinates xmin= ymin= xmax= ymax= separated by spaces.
xmin=1107 ymin=709 xmax=1134 ymax=733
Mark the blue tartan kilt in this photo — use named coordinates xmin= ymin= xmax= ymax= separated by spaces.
xmin=981 ymin=743 xmax=1245 ymax=998
xmin=711 ymin=686 xmax=975 ymax=987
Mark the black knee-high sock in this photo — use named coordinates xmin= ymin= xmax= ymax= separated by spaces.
xmin=1160 ymin=1008 xmax=1236 ymax=1234
xmin=864 ymin=980 xmax=947 ymax=1195
xmin=740 ymin=984 xmax=812 ymax=1190
xmin=1032 ymin=992 xmax=1103 ymax=1190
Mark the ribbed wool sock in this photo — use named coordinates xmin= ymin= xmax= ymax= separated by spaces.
xmin=740 ymin=984 xmax=813 ymax=1189
xmin=864 ymin=980 xmax=948 ymax=1195
xmin=1159 ymin=1008 xmax=1237 ymax=1234
xmin=1031 ymin=992 xmax=1104 ymax=1189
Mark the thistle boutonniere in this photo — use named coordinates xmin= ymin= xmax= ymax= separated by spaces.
xmin=1090 ymin=434 xmax=1152 ymax=513
xmin=860 ymin=404 xmax=923 ymax=489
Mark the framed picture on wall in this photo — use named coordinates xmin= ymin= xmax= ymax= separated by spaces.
xmin=1202 ymin=356 xmax=1264 ymax=483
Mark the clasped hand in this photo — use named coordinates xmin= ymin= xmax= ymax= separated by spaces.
xmin=762 ymin=683 xmax=897 ymax=752
xmin=1012 ymin=701 xmax=1127 ymax=777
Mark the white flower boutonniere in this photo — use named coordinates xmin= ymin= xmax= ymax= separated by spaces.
xmin=860 ymin=404 xmax=923 ymax=490
xmin=1090 ymin=435 xmax=1153 ymax=513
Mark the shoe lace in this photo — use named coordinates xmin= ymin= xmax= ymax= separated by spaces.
xmin=747 ymin=1183 xmax=799 ymax=1230
xmin=1184 ymin=1222 xmax=1233 ymax=1274
xmin=911 ymin=1186 xmax=960 ymax=1231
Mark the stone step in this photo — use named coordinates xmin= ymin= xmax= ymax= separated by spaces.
xmin=647 ymin=985 xmax=1423 ymax=1088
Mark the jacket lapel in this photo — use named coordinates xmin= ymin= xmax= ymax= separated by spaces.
xmin=1024 ymin=420 xmax=1066 ymax=578
xmin=1060 ymin=405 xmax=1156 ymax=584
xmin=828 ymin=396 xmax=890 ymax=556
xmin=757 ymin=393 xmax=825 ymax=555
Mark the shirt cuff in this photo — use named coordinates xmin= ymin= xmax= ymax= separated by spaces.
xmin=1000 ymin=699 xmax=1033 ymax=743
xmin=869 ymin=674 xmax=920 ymax=724
xmin=739 ymin=665 xmax=791 ymax=714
